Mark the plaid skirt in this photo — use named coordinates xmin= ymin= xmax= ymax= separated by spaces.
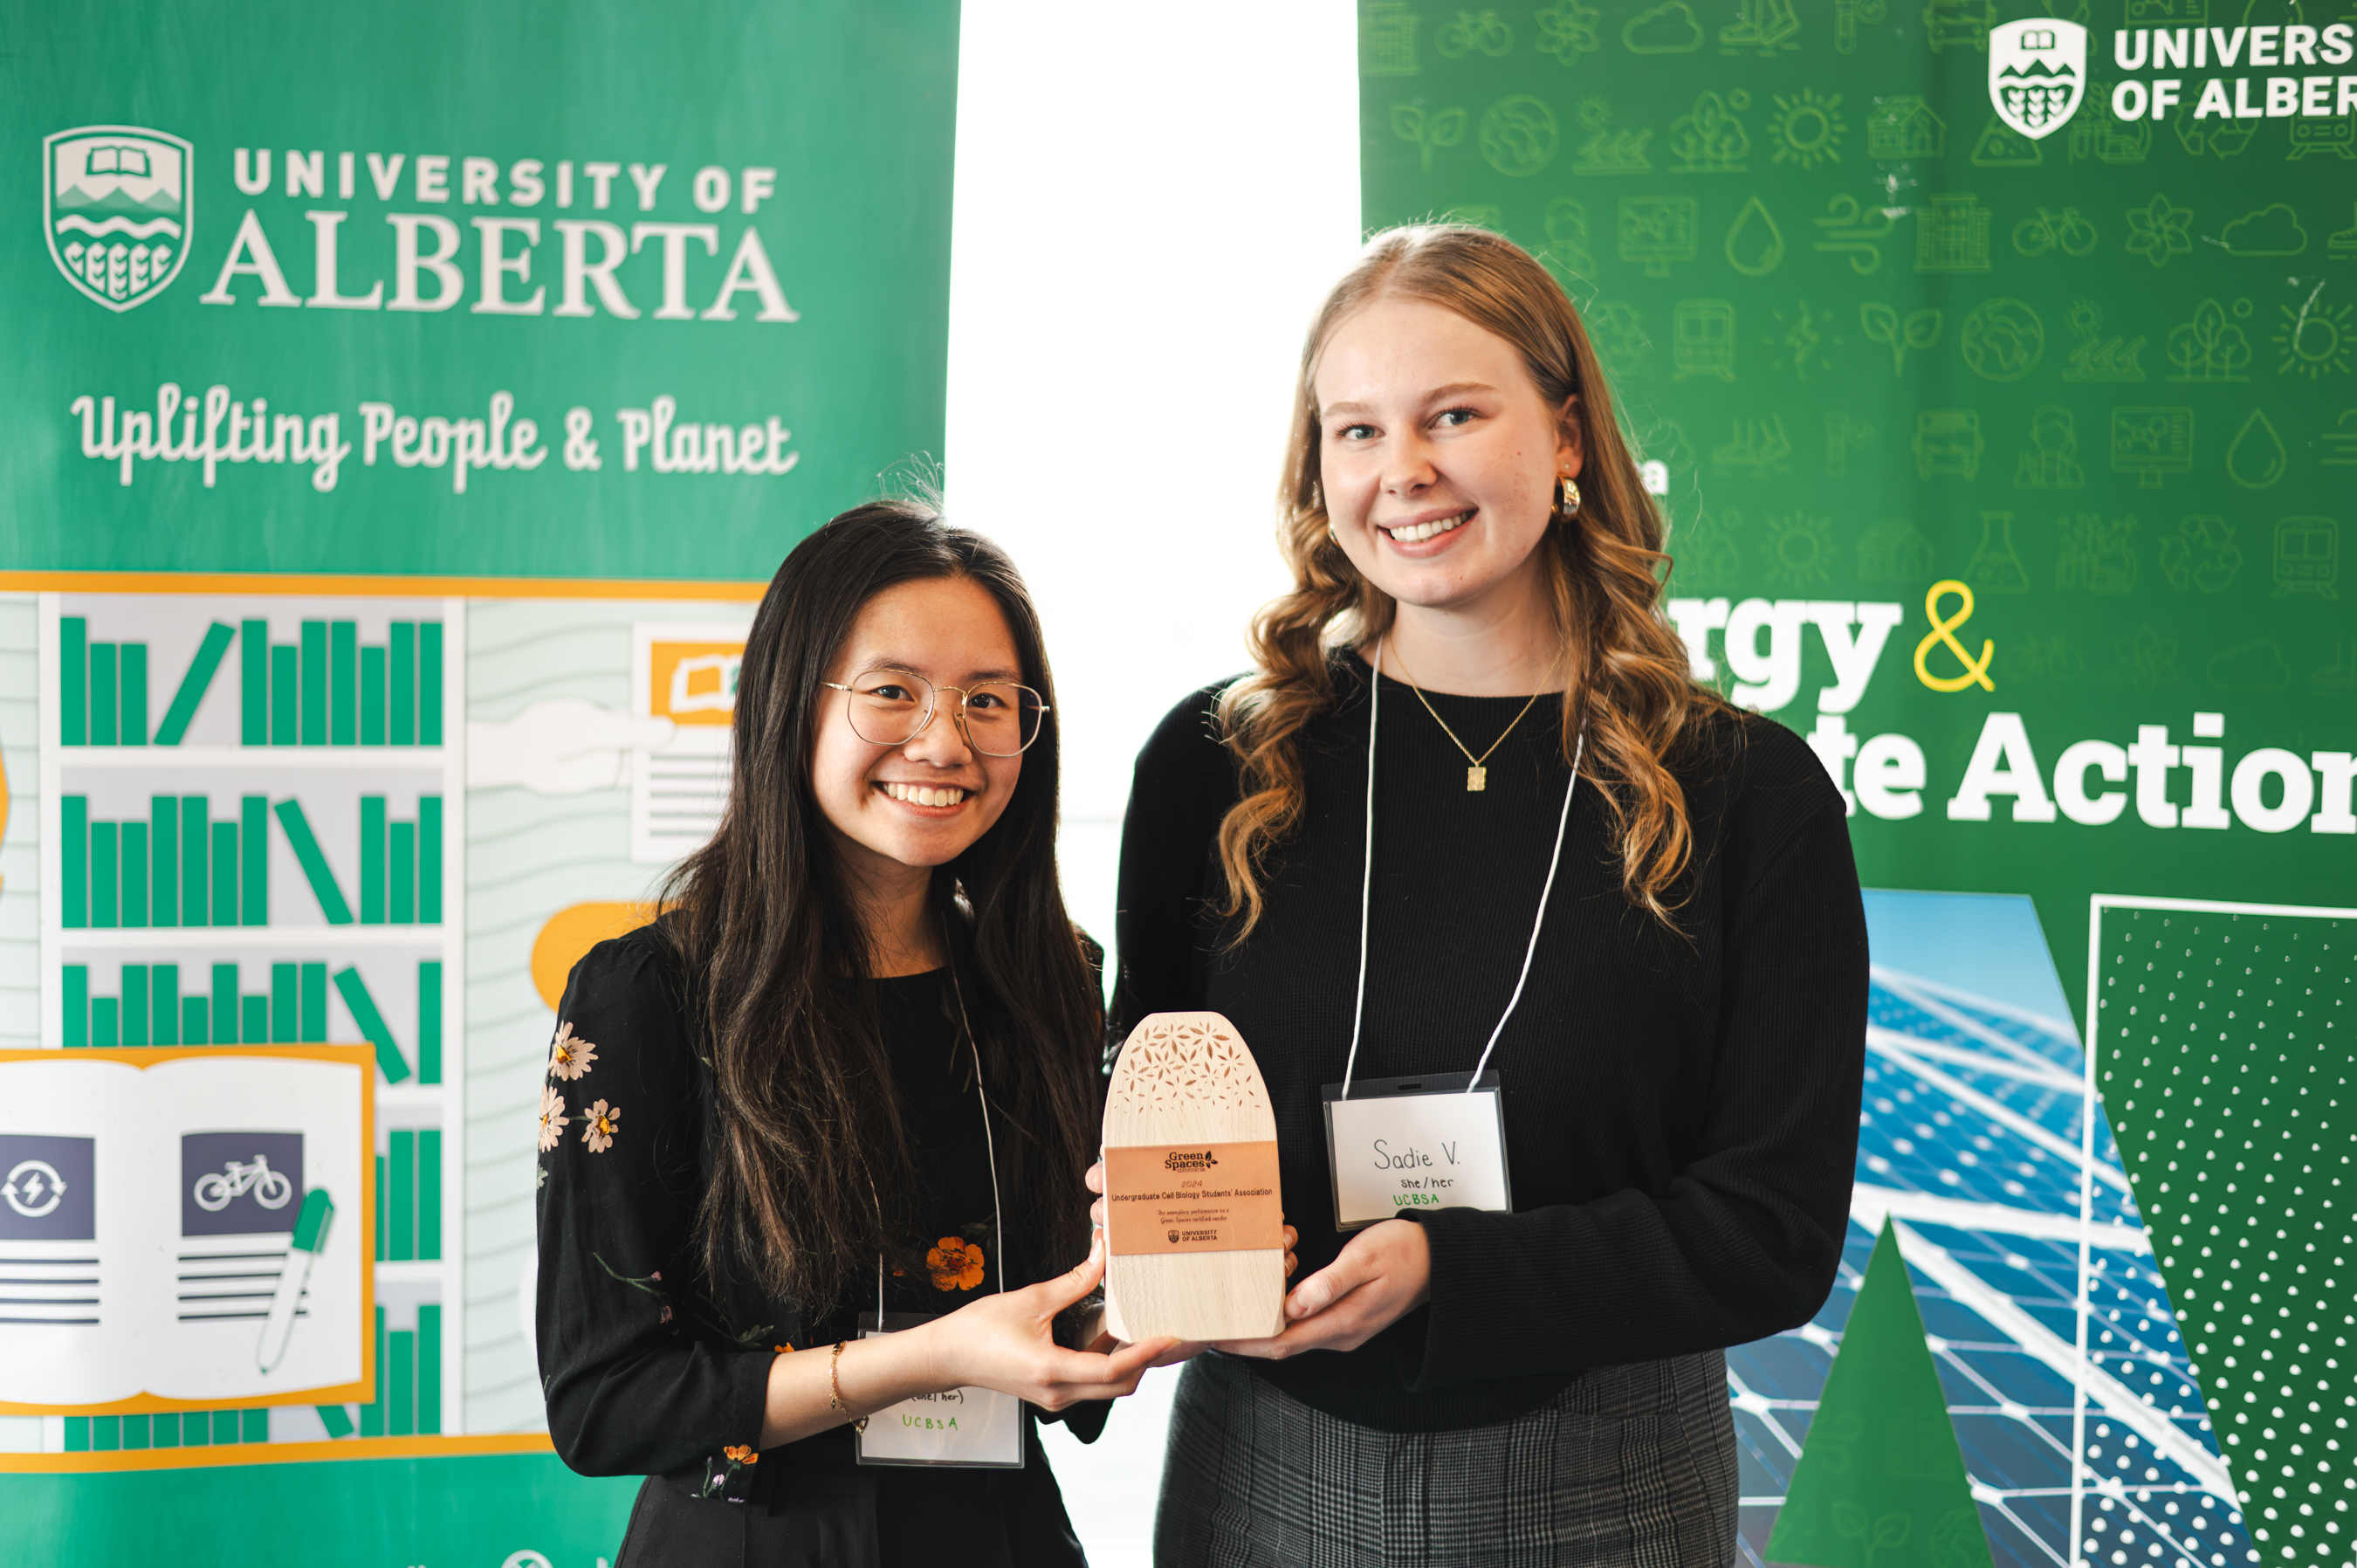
xmin=1154 ymin=1350 xmax=1737 ymax=1568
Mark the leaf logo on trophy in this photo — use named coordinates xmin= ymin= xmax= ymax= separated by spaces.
xmin=1988 ymin=21 xmax=2086 ymax=141
xmin=44 ymin=125 xmax=195 ymax=312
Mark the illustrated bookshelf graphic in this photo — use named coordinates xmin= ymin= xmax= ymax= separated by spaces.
xmin=58 ymin=615 xmax=445 ymax=748
xmin=58 ymin=956 xmax=442 ymax=1079
xmin=362 ymin=1303 xmax=445 ymax=1435
xmin=356 ymin=795 xmax=444 ymax=924
xmin=61 ymin=1409 xmax=278 ymax=1453
xmin=36 ymin=592 xmax=466 ymax=1450
xmin=376 ymin=1131 xmax=445 ymax=1262
xmin=58 ymin=793 xmax=443 ymax=929
xmin=59 ymin=794 xmax=267 ymax=927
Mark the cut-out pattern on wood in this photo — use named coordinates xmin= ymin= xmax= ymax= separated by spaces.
xmin=1107 ymin=1014 xmax=1269 ymax=1117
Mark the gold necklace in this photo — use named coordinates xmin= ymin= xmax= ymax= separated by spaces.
xmin=1388 ymin=652 xmax=1545 ymax=793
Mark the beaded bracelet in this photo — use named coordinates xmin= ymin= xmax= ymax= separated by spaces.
xmin=828 ymin=1340 xmax=867 ymax=1434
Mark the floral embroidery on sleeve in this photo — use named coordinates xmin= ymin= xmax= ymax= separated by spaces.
xmin=701 ymin=1444 xmax=762 ymax=1501
xmin=538 ymin=1085 xmax=569 ymax=1152
xmin=926 ymin=1235 xmax=986 ymax=1291
xmin=581 ymin=1098 xmax=621 ymax=1152
xmin=548 ymin=1021 xmax=597 ymax=1081
xmin=594 ymin=1255 xmax=675 ymax=1325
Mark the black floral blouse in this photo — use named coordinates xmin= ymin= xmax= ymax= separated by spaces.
xmin=534 ymin=922 xmax=1106 ymax=1566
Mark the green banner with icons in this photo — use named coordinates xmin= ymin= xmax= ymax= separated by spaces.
xmin=0 ymin=1 xmax=956 ymax=1562
xmin=1360 ymin=0 xmax=2352 ymax=1001
xmin=1357 ymin=3 xmax=2347 ymax=1004
xmin=1358 ymin=7 xmax=2350 ymax=1568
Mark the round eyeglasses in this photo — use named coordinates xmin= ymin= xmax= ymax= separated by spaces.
xmin=818 ymin=669 xmax=1048 ymax=757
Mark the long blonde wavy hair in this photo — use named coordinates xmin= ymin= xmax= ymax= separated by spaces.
xmin=1215 ymin=224 xmax=1727 ymax=933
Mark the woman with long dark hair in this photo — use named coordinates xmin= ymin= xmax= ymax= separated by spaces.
xmin=538 ymin=499 xmax=1167 ymax=1565
xmin=1110 ymin=226 xmax=1869 ymax=1563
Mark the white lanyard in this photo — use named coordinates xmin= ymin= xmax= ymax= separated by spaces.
xmin=948 ymin=964 xmax=1007 ymax=1284
xmin=873 ymin=961 xmax=1005 ymax=1323
xmin=856 ymin=958 xmax=1023 ymax=1468
xmin=1337 ymin=638 xmax=1584 ymax=1097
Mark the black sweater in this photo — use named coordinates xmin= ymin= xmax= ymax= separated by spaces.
xmin=1113 ymin=657 xmax=1867 ymax=1433
xmin=535 ymin=926 xmax=1102 ymax=1565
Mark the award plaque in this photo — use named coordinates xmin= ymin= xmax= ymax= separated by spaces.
xmin=1100 ymin=1012 xmax=1288 ymax=1343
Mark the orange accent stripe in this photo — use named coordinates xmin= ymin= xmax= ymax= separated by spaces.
xmin=0 ymin=1044 xmax=373 ymax=1069
xmin=0 ymin=1433 xmax=554 ymax=1474
xmin=0 ymin=1384 xmax=372 ymax=1418
xmin=0 ymin=570 xmax=766 ymax=601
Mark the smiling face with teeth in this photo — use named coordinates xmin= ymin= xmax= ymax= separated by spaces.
xmin=1316 ymin=297 xmax=1583 ymax=691
xmin=812 ymin=574 xmax=1025 ymax=905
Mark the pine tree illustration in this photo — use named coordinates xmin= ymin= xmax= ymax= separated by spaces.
xmin=1765 ymin=1221 xmax=1995 ymax=1568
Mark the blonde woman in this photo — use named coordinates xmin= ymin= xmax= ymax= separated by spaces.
xmin=1110 ymin=227 xmax=1868 ymax=1564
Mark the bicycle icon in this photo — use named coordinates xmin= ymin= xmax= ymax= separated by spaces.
xmin=193 ymin=1154 xmax=295 ymax=1214
xmin=2013 ymin=207 xmax=2097 ymax=258
xmin=1436 ymin=10 xmax=1514 ymax=57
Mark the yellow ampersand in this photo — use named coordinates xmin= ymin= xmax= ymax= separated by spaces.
xmin=1914 ymin=579 xmax=1996 ymax=693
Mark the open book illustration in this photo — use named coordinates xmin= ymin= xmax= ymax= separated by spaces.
xmin=0 ymin=1046 xmax=370 ymax=1413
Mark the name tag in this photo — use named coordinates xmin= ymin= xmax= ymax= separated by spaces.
xmin=855 ymin=1312 xmax=1024 ymax=1469
xmin=1320 ymin=1071 xmax=1512 ymax=1231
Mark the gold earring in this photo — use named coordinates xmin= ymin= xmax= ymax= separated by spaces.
xmin=1560 ymin=476 xmax=1581 ymax=517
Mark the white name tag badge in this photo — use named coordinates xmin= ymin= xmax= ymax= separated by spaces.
xmin=855 ymin=1312 xmax=1024 ymax=1468
xmin=1321 ymin=1070 xmax=1512 ymax=1232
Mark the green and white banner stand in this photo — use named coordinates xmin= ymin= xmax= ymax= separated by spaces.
xmin=1355 ymin=5 xmax=2354 ymax=1568
xmin=0 ymin=1 xmax=957 ymax=1561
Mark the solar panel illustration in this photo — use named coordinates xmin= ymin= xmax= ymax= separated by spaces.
xmin=1729 ymin=895 xmax=2260 ymax=1568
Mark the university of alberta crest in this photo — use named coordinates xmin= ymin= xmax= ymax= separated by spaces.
xmin=1988 ymin=20 xmax=2086 ymax=140
xmin=45 ymin=124 xmax=194 ymax=311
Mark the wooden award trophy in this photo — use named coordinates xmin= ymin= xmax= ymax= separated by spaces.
xmin=1100 ymin=1012 xmax=1287 ymax=1343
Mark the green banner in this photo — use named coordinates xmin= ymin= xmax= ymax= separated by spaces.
xmin=0 ymin=0 xmax=958 ymax=579
xmin=0 ymin=1 xmax=958 ymax=1559
xmin=1357 ymin=0 xmax=2354 ymax=1022
xmin=3 ymin=1455 xmax=635 ymax=1568
xmin=1357 ymin=7 xmax=2352 ymax=1568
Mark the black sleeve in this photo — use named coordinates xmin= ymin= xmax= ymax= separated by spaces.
xmin=1111 ymin=683 xmax=1240 ymax=1035
xmin=535 ymin=933 xmax=776 ymax=1480
xmin=1406 ymin=729 xmax=1869 ymax=1386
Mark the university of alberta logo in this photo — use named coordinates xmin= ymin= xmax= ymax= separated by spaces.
xmin=45 ymin=125 xmax=193 ymax=311
xmin=1989 ymin=20 xmax=2086 ymax=140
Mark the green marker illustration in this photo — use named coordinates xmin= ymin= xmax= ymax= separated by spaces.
xmin=259 ymin=1187 xmax=333 ymax=1373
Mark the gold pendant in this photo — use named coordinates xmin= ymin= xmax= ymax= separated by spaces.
xmin=1467 ymin=765 xmax=1488 ymax=792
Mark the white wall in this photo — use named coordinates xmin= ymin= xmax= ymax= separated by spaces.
xmin=945 ymin=0 xmax=1363 ymax=952
xmin=943 ymin=3 xmax=1361 ymax=1561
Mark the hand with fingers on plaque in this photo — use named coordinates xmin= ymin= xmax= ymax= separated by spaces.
xmin=1083 ymin=1155 xmax=1299 ymax=1366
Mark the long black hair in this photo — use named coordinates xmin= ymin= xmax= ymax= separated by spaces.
xmin=661 ymin=498 xmax=1101 ymax=1314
